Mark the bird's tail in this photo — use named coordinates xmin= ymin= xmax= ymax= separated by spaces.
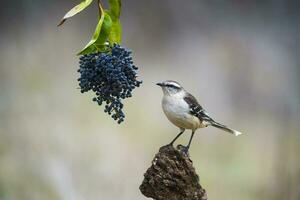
xmin=210 ymin=121 xmax=242 ymax=136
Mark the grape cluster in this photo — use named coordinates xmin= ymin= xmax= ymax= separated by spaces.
xmin=78 ymin=44 xmax=142 ymax=123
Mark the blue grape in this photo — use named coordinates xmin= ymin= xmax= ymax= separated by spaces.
xmin=78 ymin=44 xmax=142 ymax=123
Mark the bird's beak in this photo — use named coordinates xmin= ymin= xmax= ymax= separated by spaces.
xmin=156 ymin=82 xmax=163 ymax=87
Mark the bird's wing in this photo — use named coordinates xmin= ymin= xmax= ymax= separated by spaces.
xmin=184 ymin=93 xmax=242 ymax=136
xmin=183 ymin=93 xmax=215 ymax=123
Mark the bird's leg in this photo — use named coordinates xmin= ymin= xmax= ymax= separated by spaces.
xmin=169 ymin=129 xmax=185 ymax=146
xmin=186 ymin=131 xmax=195 ymax=151
xmin=181 ymin=131 xmax=195 ymax=154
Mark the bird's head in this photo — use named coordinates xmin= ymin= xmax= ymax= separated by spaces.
xmin=157 ymin=80 xmax=184 ymax=96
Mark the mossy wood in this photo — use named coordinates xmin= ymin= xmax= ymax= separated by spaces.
xmin=140 ymin=145 xmax=208 ymax=200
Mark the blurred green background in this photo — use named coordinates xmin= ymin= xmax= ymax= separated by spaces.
xmin=0 ymin=0 xmax=300 ymax=199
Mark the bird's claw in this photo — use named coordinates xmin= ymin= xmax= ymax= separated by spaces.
xmin=177 ymin=144 xmax=189 ymax=155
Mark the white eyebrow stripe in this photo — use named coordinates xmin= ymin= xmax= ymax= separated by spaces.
xmin=165 ymin=81 xmax=181 ymax=88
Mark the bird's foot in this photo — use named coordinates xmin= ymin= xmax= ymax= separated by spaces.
xmin=177 ymin=144 xmax=189 ymax=155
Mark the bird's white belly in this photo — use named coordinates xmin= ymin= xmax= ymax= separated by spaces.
xmin=162 ymin=97 xmax=201 ymax=130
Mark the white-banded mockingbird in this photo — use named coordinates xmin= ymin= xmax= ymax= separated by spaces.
xmin=157 ymin=80 xmax=242 ymax=151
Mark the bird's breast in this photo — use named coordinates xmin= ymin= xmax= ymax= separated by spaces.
xmin=162 ymin=96 xmax=200 ymax=130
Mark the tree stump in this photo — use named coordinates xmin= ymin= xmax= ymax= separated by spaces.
xmin=140 ymin=145 xmax=208 ymax=200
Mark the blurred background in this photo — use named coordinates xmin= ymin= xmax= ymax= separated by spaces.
xmin=0 ymin=0 xmax=300 ymax=199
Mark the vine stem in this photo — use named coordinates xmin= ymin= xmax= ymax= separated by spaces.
xmin=97 ymin=0 xmax=104 ymax=18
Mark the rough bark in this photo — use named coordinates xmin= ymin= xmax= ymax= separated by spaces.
xmin=139 ymin=145 xmax=207 ymax=200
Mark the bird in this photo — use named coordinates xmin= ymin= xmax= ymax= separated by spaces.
xmin=157 ymin=80 xmax=242 ymax=151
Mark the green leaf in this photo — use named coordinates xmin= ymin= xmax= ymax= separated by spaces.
xmin=108 ymin=0 xmax=121 ymax=21
xmin=107 ymin=0 xmax=122 ymax=44
xmin=58 ymin=0 xmax=93 ymax=26
xmin=78 ymin=44 xmax=98 ymax=55
xmin=78 ymin=11 xmax=113 ymax=55
xmin=95 ymin=12 xmax=113 ymax=46
xmin=108 ymin=19 xmax=121 ymax=44
xmin=78 ymin=11 xmax=105 ymax=55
